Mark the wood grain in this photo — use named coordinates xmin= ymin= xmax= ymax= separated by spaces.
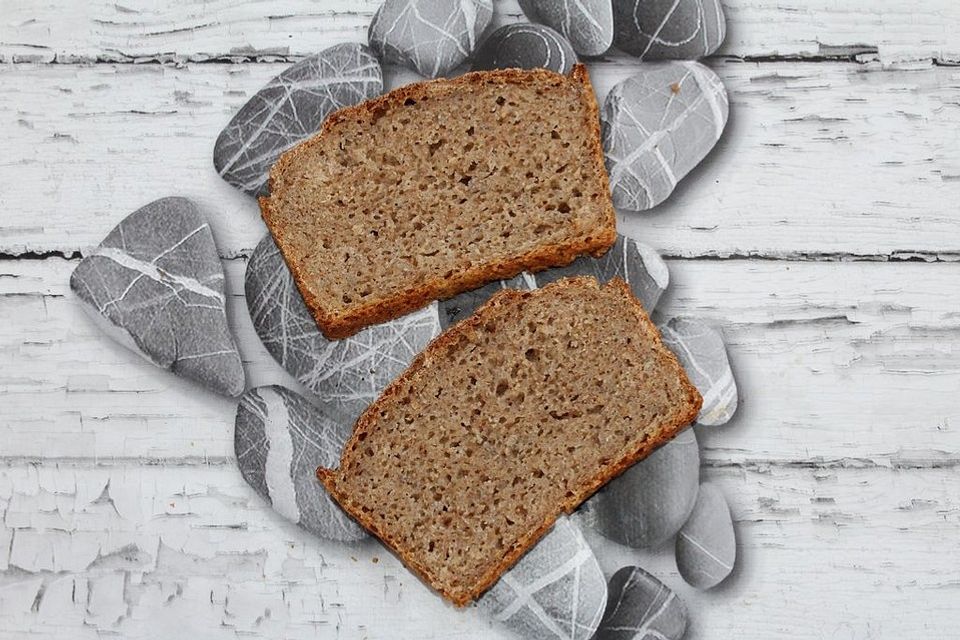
xmin=1 ymin=0 xmax=957 ymax=63
xmin=3 ymin=257 xmax=957 ymax=464
xmin=0 ymin=461 xmax=956 ymax=638
xmin=2 ymin=59 xmax=958 ymax=259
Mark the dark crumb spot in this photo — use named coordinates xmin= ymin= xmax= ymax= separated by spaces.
xmin=404 ymin=97 xmax=417 ymax=106
xmin=670 ymin=82 xmax=682 ymax=94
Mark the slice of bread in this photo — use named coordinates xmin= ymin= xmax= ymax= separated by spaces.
xmin=260 ymin=65 xmax=616 ymax=339
xmin=317 ymin=276 xmax=702 ymax=605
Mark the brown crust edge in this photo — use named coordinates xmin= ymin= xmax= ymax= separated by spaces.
xmin=316 ymin=276 xmax=702 ymax=606
xmin=259 ymin=65 xmax=617 ymax=340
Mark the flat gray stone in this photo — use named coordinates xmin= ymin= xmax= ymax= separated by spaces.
xmin=595 ymin=566 xmax=687 ymax=640
xmin=214 ymin=42 xmax=382 ymax=196
xmin=534 ymin=234 xmax=669 ymax=312
xmin=602 ymin=61 xmax=728 ymax=211
xmin=235 ymin=385 xmax=366 ymax=542
xmin=519 ymin=0 xmax=614 ymax=56
xmin=659 ymin=316 xmax=738 ymax=426
xmin=613 ymin=0 xmax=726 ymax=60
xmin=479 ymin=516 xmax=606 ymax=640
xmin=676 ymin=482 xmax=736 ymax=589
xmin=472 ymin=23 xmax=577 ymax=73
xmin=70 ymin=197 xmax=244 ymax=397
xmin=245 ymin=234 xmax=440 ymax=425
xmin=368 ymin=0 xmax=493 ymax=77
xmin=590 ymin=428 xmax=700 ymax=548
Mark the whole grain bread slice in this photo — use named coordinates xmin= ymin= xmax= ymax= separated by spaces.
xmin=317 ymin=276 xmax=702 ymax=605
xmin=260 ymin=65 xmax=616 ymax=339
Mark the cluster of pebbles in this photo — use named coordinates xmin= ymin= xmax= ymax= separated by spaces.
xmin=69 ymin=1 xmax=739 ymax=637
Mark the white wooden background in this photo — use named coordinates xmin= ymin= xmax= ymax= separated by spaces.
xmin=1 ymin=1 xmax=959 ymax=638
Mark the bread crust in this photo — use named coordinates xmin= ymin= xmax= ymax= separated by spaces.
xmin=317 ymin=276 xmax=702 ymax=606
xmin=260 ymin=65 xmax=617 ymax=340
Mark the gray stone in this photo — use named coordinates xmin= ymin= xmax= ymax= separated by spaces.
xmin=235 ymin=385 xmax=366 ymax=542
xmin=479 ymin=516 xmax=606 ymax=640
xmin=519 ymin=0 xmax=614 ymax=56
xmin=534 ymin=234 xmax=669 ymax=312
xmin=244 ymin=234 xmax=440 ymax=425
xmin=676 ymin=482 xmax=736 ymax=589
xmin=70 ymin=197 xmax=244 ymax=397
xmin=438 ymin=273 xmax=535 ymax=330
xmin=595 ymin=566 xmax=687 ymax=640
xmin=368 ymin=0 xmax=493 ymax=78
xmin=590 ymin=428 xmax=699 ymax=548
xmin=659 ymin=316 xmax=738 ymax=426
xmin=613 ymin=0 xmax=726 ymax=60
xmin=472 ymin=23 xmax=577 ymax=74
xmin=214 ymin=42 xmax=382 ymax=196
xmin=602 ymin=61 xmax=728 ymax=211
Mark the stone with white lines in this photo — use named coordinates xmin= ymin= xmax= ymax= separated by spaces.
xmin=659 ymin=316 xmax=738 ymax=426
xmin=70 ymin=197 xmax=244 ymax=396
xmin=518 ymin=0 xmax=614 ymax=56
xmin=613 ymin=0 xmax=726 ymax=60
xmin=676 ymin=482 xmax=736 ymax=589
xmin=234 ymin=385 xmax=366 ymax=542
xmin=245 ymin=234 xmax=440 ymax=426
xmin=214 ymin=43 xmax=382 ymax=195
xmin=535 ymin=234 xmax=669 ymax=312
xmin=594 ymin=566 xmax=687 ymax=640
xmin=472 ymin=23 xmax=577 ymax=74
xmin=602 ymin=61 xmax=728 ymax=211
xmin=368 ymin=0 xmax=493 ymax=77
xmin=478 ymin=516 xmax=607 ymax=640
xmin=589 ymin=429 xmax=700 ymax=548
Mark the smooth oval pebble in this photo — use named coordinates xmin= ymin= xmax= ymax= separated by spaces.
xmin=519 ymin=0 xmax=614 ymax=56
xmin=69 ymin=197 xmax=244 ymax=397
xmin=594 ymin=566 xmax=687 ymax=640
xmin=535 ymin=234 xmax=669 ymax=313
xmin=214 ymin=42 xmax=382 ymax=195
xmin=676 ymin=482 xmax=736 ymax=589
xmin=590 ymin=428 xmax=700 ymax=548
xmin=368 ymin=0 xmax=493 ymax=77
xmin=245 ymin=234 xmax=440 ymax=426
xmin=472 ymin=23 xmax=577 ymax=73
xmin=659 ymin=316 xmax=738 ymax=426
xmin=234 ymin=385 xmax=367 ymax=542
xmin=478 ymin=516 xmax=606 ymax=640
xmin=602 ymin=61 xmax=728 ymax=211
xmin=613 ymin=0 xmax=726 ymax=60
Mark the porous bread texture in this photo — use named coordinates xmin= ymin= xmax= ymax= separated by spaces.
xmin=260 ymin=65 xmax=617 ymax=339
xmin=317 ymin=276 xmax=702 ymax=605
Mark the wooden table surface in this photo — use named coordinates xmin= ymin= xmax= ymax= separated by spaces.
xmin=1 ymin=1 xmax=958 ymax=637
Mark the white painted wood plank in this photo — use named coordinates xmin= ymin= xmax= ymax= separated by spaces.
xmin=0 ymin=462 xmax=956 ymax=638
xmin=2 ymin=60 xmax=959 ymax=258
xmin=1 ymin=0 xmax=957 ymax=63
xmin=3 ymin=257 xmax=958 ymax=463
